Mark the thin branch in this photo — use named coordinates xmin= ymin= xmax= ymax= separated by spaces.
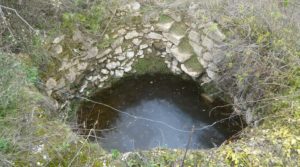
xmin=180 ymin=125 xmax=195 ymax=167
xmin=0 ymin=4 xmax=36 ymax=33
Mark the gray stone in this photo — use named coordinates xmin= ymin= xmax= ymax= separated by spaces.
xmin=52 ymin=45 xmax=63 ymax=54
xmin=96 ymin=48 xmax=112 ymax=59
xmin=66 ymin=69 xmax=77 ymax=82
xmin=207 ymin=69 xmax=217 ymax=80
xmin=188 ymin=30 xmax=201 ymax=43
xmin=118 ymin=29 xmax=127 ymax=36
xmin=156 ymin=21 xmax=174 ymax=32
xmin=126 ymin=51 xmax=135 ymax=58
xmin=85 ymin=47 xmax=98 ymax=59
xmin=77 ymin=62 xmax=88 ymax=71
xmin=114 ymin=46 xmax=123 ymax=55
xmin=129 ymin=2 xmax=141 ymax=11
xmin=100 ymin=76 xmax=109 ymax=82
xmin=181 ymin=64 xmax=201 ymax=78
xmin=101 ymin=69 xmax=109 ymax=75
xmin=203 ymin=52 xmax=213 ymax=62
xmin=46 ymin=78 xmax=57 ymax=90
xmin=212 ymin=52 xmax=225 ymax=64
xmin=140 ymin=44 xmax=148 ymax=50
xmin=208 ymin=63 xmax=219 ymax=72
xmin=106 ymin=62 xmax=120 ymax=70
xmin=170 ymin=46 xmax=193 ymax=63
xmin=115 ymin=70 xmax=124 ymax=78
xmin=125 ymin=30 xmax=139 ymax=40
xmin=80 ymin=81 xmax=88 ymax=93
xmin=117 ymin=54 xmax=126 ymax=61
xmin=198 ymin=58 xmax=208 ymax=68
xmin=132 ymin=38 xmax=142 ymax=46
xmin=162 ymin=32 xmax=182 ymax=45
xmin=146 ymin=32 xmax=163 ymax=40
xmin=202 ymin=36 xmax=214 ymax=50
xmin=137 ymin=50 xmax=144 ymax=56
xmin=53 ymin=35 xmax=65 ymax=44
xmin=189 ymin=41 xmax=203 ymax=58
xmin=124 ymin=66 xmax=132 ymax=72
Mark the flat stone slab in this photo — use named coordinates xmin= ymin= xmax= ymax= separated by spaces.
xmin=171 ymin=46 xmax=193 ymax=63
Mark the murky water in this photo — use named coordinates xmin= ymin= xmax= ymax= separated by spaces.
xmin=77 ymin=74 xmax=243 ymax=152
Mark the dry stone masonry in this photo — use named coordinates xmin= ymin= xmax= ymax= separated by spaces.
xmin=46 ymin=1 xmax=227 ymax=96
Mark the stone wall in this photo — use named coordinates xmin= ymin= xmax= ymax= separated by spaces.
xmin=46 ymin=1 xmax=227 ymax=98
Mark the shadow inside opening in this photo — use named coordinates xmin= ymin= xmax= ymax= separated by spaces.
xmin=76 ymin=74 xmax=244 ymax=152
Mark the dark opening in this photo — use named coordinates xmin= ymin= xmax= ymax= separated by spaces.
xmin=76 ymin=74 xmax=244 ymax=152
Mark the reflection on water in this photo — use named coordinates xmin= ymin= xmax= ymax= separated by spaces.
xmin=100 ymin=99 xmax=225 ymax=151
xmin=77 ymin=74 xmax=243 ymax=152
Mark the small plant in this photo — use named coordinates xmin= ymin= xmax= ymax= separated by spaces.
xmin=0 ymin=138 xmax=11 ymax=153
xmin=111 ymin=149 xmax=120 ymax=159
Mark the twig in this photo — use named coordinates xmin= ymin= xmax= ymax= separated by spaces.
xmin=0 ymin=4 xmax=36 ymax=33
xmin=67 ymin=127 xmax=93 ymax=167
xmin=180 ymin=125 xmax=195 ymax=167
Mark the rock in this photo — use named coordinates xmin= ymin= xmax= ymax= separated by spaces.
xmin=156 ymin=22 xmax=174 ymax=32
xmin=100 ymin=76 xmax=108 ymax=82
xmin=80 ymin=81 xmax=88 ymax=93
xmin=52 ymin=35 xmax=65 ymax=44
xmin=202 ymin=36 xmax=214 ymax=50
xmin=189 ymin=41 xmax=203 ymax=58
xmin=66 ymin=69 xmax=77 ymax=82
xmin=202 ymin=22 xmax=226 ymax=42
xmin=137 ymin=50 xmax=144 ymax=56
xmin=180 ymin=56 xmax=204 ymax=78
xmin=111 ymin=37 xmax=124 ymax=49
xmin=170 ymin=46 xmax=193 ymax=63
xmin=146 ymin=48 xmax=152 ymax=53
xmin=188 ymin=30 xmax=201 ymax=43
xmin=118 ymin=29 xmax=127 ymax=36
xmin=85 ymin=47 xmax=98 ymax=59
xmin=146 ymin=32 xmax=163 ymax=40
xmin=207 ymin=69 xmax=218 ymax=80
xmin=46 ymin=78 xmax=57 ymax=90
xmin=129 ymin=2 xmax=141 ymax=11
xmin=125 ymin=30 xmax=139 ymax=40
xmin=52 ymin=45 xmax=63 ymax=54
xmin=114 ymin=46 xmax=123 ymax=54
xmin=101 ymin=69 xmax=109 ymax=75
xmin=162 ymin=32 xmax=182 ymax=46
xmin=77 ymin=62 xmax=88 ymax=71
xmin=153 ymin=41 xmax=166 ymax=52
xmin=124 ymin=66 xmax=132 ymax=72
xmin=115 ymin=70 xmax=124 ymax=78
xmin=203 ymin=52 xmax=213 ymax=62
xmin=106 ymin=62 xmax=120 ymax=70
xmin=208 ymin=63 xmax=219 ymax=72
xmin=117 ymin=54 xmax=126 ymax=61
xmin=140 ymin=44 xmax=148 ymax=50
xmin=181 ymin=64 xmax=201 ymax=78
xmin=126 ymin=51 xmax=135 ymax=58
xmin=198 ymin=58 xmax=208 ymax=68
xmin=96 ymin=48 xmax=112 ymax=59
xmin=132 ymin=38 xmax=142 ymax=46
xmin=213 ymin=53 xmax=225 ymax=64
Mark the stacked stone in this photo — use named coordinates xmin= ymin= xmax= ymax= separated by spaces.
xmin=46 ymin=1 xmax=227 ymax=96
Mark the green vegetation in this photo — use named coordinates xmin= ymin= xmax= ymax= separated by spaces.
xmin=132 ymin=55 xmax=171 ymax=75
xmin=183 ymin=55 xmax=203 ymax=72
xmin=0 ymin=0 xmax=299 ymax=166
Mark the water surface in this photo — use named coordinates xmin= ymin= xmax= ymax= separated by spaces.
xmin=77 ymin=74 xmax=242 ymax=152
